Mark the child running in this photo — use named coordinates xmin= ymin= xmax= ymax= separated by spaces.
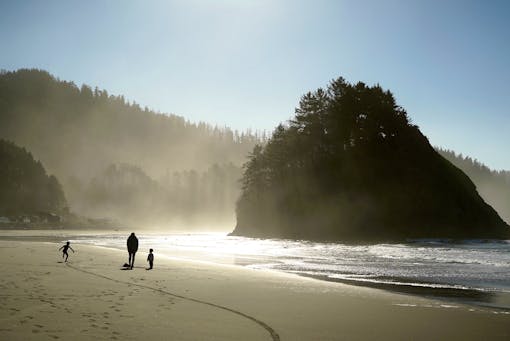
xmin=147 ymin=248 xmax=154 ymax=270
xmin=59 ymin=241 xmax=75 ymax=262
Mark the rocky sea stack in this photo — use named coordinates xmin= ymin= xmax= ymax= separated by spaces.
xmin=232 ymin=78 xmax=509 ymax=241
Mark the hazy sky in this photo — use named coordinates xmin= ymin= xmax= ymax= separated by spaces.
xmin=1 ymin=0 xmax=509 ymax=169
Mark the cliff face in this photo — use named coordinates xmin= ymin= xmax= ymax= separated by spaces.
xmin=232 ymin=78 xmax=509 ymax=241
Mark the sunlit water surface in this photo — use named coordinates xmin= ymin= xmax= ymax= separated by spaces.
xmin=67 ymin=232 xmax=510 ymax=305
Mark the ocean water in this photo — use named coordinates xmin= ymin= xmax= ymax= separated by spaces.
xmin=67 ymin=232 xmax=510 ymax=308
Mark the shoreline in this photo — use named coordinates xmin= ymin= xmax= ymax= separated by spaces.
xmin=1 ymin=229 xmax=510 ymax=311
xmin=1 ymin=239 xmax=510 ymax=340
xmin=300 ymin=273 xmax=510 ymax=311
xmin=82 ymin=241 xmax=510 ymax=311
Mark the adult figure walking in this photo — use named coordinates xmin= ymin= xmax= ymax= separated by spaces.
xmin=127 ymin=232 xmax=139 ymax=269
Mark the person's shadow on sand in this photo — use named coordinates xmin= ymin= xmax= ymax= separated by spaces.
xmin=121 ymin=263 xmax=143 ymax=270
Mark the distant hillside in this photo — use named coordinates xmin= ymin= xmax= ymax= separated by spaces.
xmin=438 ymin=149 xmax=510 ymax=224
xmin=0 ymin=69 xmax=259 ymax=226
xmin=0 ymin=69 xmax=259 ymax=179
xmin=0 ymin=139 xmax=67 ymax=217
xmin=232 ymin=78 xmax=509 ymax=241
xmin=68 ymin=162 xmax=241 ymax=227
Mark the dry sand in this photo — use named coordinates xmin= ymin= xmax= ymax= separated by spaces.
xmin=0 ymin=239 xmax=509 ymax=340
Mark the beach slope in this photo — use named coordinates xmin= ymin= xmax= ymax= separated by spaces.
xmin=0 ymin=240 xmax=509 ymax=340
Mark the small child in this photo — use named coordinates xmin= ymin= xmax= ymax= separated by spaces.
xmin=147 ymin=248 xmax=154 ymax=270
xmin=59 ymin=241 xmax=74 ymax=262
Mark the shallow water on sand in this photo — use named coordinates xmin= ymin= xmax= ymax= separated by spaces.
xmin=63 ymin=232 xmax=510 ymax=306
xmin=3 ymin=230 xmax=510 ymax=309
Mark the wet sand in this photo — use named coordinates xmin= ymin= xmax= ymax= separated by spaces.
xmin=0 ymin=239 xmax=509 ymax=340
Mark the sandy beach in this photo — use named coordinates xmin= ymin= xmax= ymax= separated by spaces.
xmin=1 ymin=239 xmax=509 ymax=340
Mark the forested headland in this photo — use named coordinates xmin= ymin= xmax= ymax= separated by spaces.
xmin=0 ymin=69 xmax=260 ymax=227
xmin=0 ymin=139 xmax=67 ymax=222
xmin=232 ymin=78 xmax=509 ymax=241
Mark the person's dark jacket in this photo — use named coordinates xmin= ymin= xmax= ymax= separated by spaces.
xmin=127 ymin=234 xmax=139 ymax=253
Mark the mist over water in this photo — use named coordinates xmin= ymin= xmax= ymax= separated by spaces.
xmin=68 ymin=232 xmax=510 ymax=305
